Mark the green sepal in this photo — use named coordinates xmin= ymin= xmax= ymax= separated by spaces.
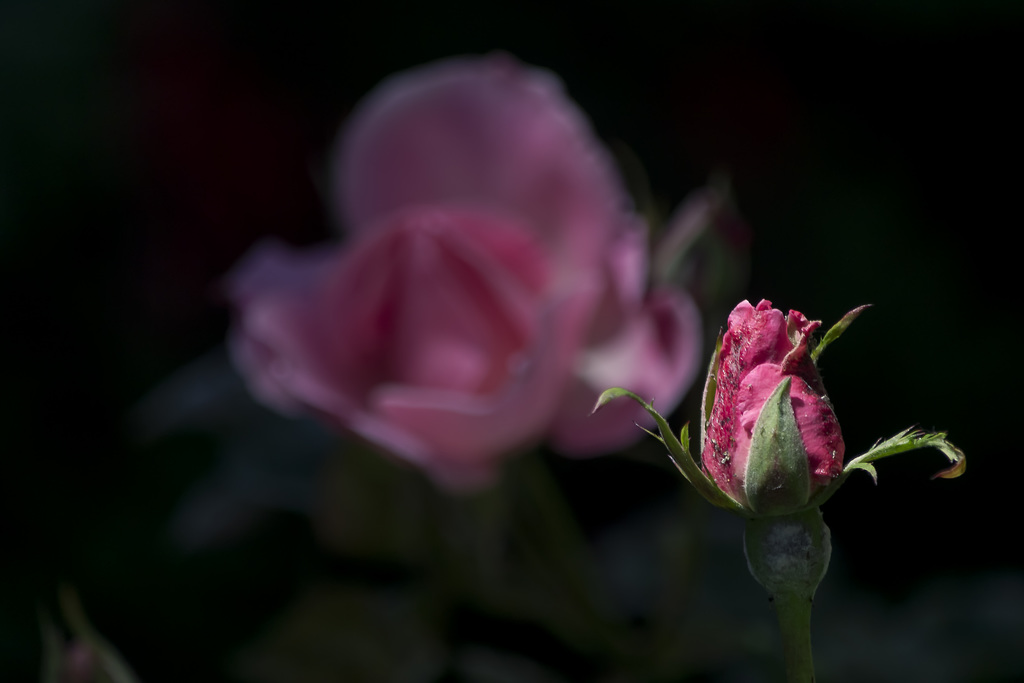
xmin=811 ymin=304 xmax=871 ymax=363
xmin=744 ymin=377 xmax=812 ymax=516
xmin=700 ymin=331 xmax=724 ymax=453
xmin=807 ymin=428 xmax=966 ymax=508
xmin=593 ymin=388 xmax=747 ymax=515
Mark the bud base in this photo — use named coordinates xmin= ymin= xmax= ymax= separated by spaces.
xmin=744 ymin=507 xmax=831 ymax=682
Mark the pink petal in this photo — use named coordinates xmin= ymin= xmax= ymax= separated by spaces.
xmin=226 ymin=208 xmax=589 ymax=490
xmin=788 ymin=376 xmax=845 ymax=483
xmin=581 ymin=216 xmax=649 ymax=345
xmin=224 ymin=239 xmax=359 ymax=416
xmin=365 ymin=287 xmax=597 ymax=489
xmin=732 ymin=365 xmax=843 ymax=488
xmin=549 ymin=287 xmax=703 ymax=454
xmin=732 ymin=363 xmax=786 ymax=477
xmin=726 ymin=299 xmax=791 ymax=371
xmin=333 ymin=53 xmax=635 ymax=275
xmin=319 ymin=207 xmax=552 ymax=397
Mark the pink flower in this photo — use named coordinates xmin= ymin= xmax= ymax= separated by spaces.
xmin=702 ymin=299 xmax=844 ymax=514
xmin=225 ymin=54 xmax=702 ymax=489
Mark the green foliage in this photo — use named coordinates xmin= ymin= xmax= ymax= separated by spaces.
xmin=811 ymin=304 xmax=871 ymax=363
xmin=845 ymin=429 xmax=967 ymax=482
xmin=594 ymin=388 xmax=746 ymax=515
xmin=808 ymin=429 xmax=966 ymax=508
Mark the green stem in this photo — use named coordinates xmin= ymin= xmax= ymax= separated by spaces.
xmin=773 ymin=592 xmax=816 ymax=683
xmin=744 ymin=508 xmax=831 ymax=683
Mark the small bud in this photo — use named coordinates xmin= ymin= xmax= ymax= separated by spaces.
xmin=702 ymin=300 xmax=843 ymax=515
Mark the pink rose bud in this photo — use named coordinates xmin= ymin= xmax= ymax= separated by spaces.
xmin=702 ymin=299 xmax=844 ymax=515
xmin=595 ymin=297 xmax=961 ymax=517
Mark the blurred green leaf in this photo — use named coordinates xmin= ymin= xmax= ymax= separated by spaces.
xmin=231 ymin=583 xmax=446 ymax=683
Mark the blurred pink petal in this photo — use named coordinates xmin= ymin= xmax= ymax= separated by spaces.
xmin=333 ymin=53 xmax=636 ymax=276
xmin=551 ymin=287 xmax=703 ymax=454
xmin=228 ymin=207 xmax=600 ymax=487
xmin=363 ymin=288 xmax=595 ymax=488
xmin=226 ymin=54 xmax=707 ymax=488
xmin=225 ymin=239 xmax=349 ymax=416
xmin=583 ymin=217 xmax=649 ymax=344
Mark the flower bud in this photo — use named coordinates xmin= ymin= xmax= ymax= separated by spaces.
xmin=702 ymin=299 xmax=844 ymax=515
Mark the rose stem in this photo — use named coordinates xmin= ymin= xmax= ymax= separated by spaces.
xmin=772 ymin=591 xmax=816 ymax=683
xmin=744 ymin=508 xmax=831 ymax=683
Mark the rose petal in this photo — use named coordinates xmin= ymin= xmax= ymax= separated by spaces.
xmin=788 ymin=377 xmax=845 ymax=482
xmin=365 ymin=288 xmax=596 ymax=489
xmin=224 ymin=239 xmax=358 ymax=416
xmin=335 ymin=209 xmax=546 ymax=395
xmin=733 ymin=363 xmax=786 ymax=477
xmin=721 ymin=361 xmax=843 ymax=496
xmin=333 ymin=53 xmax=634 ymax=275
xmin=725 ymin=299 xmax=791 ymax=373
xmin=581 ymin=215 xmax=649 ymax=345
xmin=549 ymin=287 xmax=703 ymax=454
xmin=226 ymin=207 xmax=586 ymax=489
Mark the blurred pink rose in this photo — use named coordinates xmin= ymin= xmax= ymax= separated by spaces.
xmin=226 ymin=54 xmax=702 ymax=488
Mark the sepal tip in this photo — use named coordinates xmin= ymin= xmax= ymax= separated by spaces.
xmin=592 ymin=386 xmax=641 ymax=415
xmin=811 ymin=303 xmax=872 ymax=363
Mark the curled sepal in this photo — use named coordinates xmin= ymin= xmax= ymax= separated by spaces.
xmin=811 ymin=304 xmax=871 ymax=363
xmin=593 ymin=387 xmax=747 ymax=514
xmin=807 ymin=428 xmax=965 ymax=507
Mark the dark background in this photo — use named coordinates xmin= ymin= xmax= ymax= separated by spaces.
xmin=2 ymin=0 xmax=1021 ymax=680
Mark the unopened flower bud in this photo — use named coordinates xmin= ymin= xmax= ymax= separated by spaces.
xmin=702 ymin=299 xmax=843 ymax=515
